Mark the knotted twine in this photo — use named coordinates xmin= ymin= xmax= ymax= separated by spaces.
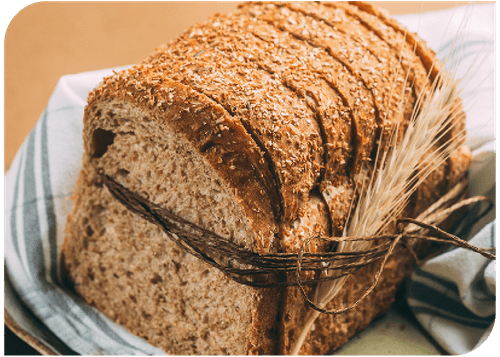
xmin=101 ymin=173 xmax=495 ymax=315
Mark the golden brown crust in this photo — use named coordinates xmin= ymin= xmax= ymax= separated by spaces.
xmin=346 ymin=0 xmax=468 ymax=224
xmin=350 ymin=1 xmax=443 ymax=84
xmin=193 ymin=10 xmax=358 ymax=234
xmin=331 ymin=1 xmax=432 ymax=99
xmin=144 ymin=23 xmax=324 ymax=226
xmin=211 ymin=11 xmax=353 ymax=182
xmin=239 ymin=2 xmax=423 ymax=235
xmin=281 ymin=1 xmax=416 ymax=142
xmin=241 ymin=2 xmax=380 ymax=176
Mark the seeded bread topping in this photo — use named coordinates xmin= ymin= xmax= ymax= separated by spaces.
xmin=146 ymin=27 xmax=324 ymax=226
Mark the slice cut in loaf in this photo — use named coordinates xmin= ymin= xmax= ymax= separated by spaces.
xmin=61 ymin=2 xmax=471 ymax=355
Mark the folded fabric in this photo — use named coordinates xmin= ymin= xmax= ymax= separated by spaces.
xmin=407 ymin=222 xmax=496 ymax=355
xmin=4 ymin=4 xmax=495 ymax=355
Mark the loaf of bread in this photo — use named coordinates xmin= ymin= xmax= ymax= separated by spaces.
xmin=61 ymin=2 xmax=471 ymax=354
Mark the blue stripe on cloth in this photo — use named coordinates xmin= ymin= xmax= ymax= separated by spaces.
xmin=40 ymin=110 xmax=60 ymax=284
xmin=23 ymin=129 xmax=47 ymax=287
xmin=9 ymin=148 xmax=25 ymax=260
xmin=410 ymin=306 xmax=494 ymax=329
xmin=408 ymin=280 xmax=494 ymax=322
xmin=413 ymin=268 xmax=459 ymax=293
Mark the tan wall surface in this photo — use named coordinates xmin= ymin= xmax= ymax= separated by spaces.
xmin=4 ymin=1 xmax=488 ymax=172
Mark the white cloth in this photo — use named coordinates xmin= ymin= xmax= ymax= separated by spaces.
xmin=395 ymin=5 xmax=496 ymax=355
xmin=4 ymin=4 xmax=495 ymax=355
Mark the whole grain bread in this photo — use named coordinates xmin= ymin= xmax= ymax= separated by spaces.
xmin=61 ymin=2 xmax=471 ymax=354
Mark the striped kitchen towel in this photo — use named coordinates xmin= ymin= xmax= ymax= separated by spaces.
xmin=4 ymin=4 xmax=495 ymax=355
xmin=407 ymin=222 xmax=496 ymax=355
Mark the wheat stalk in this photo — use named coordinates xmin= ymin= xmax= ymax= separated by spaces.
xmin=287 ymin=2 xmax=497 ymax=353
xmin=289 ymin=40 xmax=468 ymax=357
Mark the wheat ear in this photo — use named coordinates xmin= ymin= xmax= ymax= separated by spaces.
xmin=289 ymin=41 xmax=467 ymax=356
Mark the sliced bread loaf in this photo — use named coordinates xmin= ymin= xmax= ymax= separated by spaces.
xmin=61 ymin=2 xmax=471 ymax=354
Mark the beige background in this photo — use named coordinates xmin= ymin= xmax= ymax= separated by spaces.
xmin=4 ymin=1 xmax=486 ymax=172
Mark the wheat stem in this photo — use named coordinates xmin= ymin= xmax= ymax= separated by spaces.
xmin=290 ymin=309 xmax=321 ymax=356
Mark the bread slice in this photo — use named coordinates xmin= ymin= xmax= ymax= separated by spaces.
xmin=61 ymin=2 xmax=471 ymax=355
xmin=61 ymin=90 xmax=282 ymax=354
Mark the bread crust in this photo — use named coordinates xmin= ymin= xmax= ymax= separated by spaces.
xmin=212 ymin=11 xmax=353 ymax=180
xmin=331 ymin=2 xmax=432 ymax=98
xmin=145 ymin=24 xmax=324 ymax=226
xmin=281 ymin=1 xmax=417 ymax=139
xmin=241 ymin=3 xmax=381 ymax=175
xmin=350 ymin=1 xmax=443 ymax=82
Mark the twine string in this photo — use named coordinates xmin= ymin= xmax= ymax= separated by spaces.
xmin=101 ymin=173 xmax=494 ymax=313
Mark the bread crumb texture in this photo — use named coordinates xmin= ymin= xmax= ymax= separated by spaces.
xmin=61 ymin=2 xmax=470 ymax=355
